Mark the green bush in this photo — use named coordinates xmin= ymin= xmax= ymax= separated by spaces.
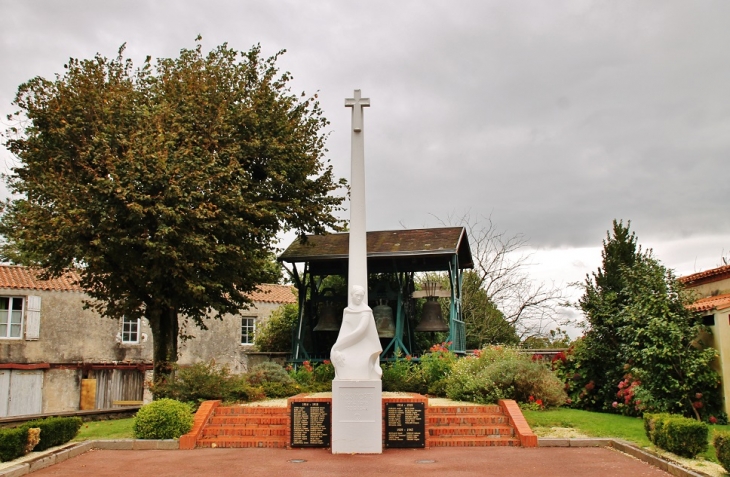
xmin=247 ymin=362 xmax=298 ymax=398
xmin=713 ymin=431 xmax=730 ymax=472
xmin=420 ymin=343 xmax=458 ymax=396
xmin=445 ymin=346 xmax=567 ymax=405
xmin=289 ymin=361 xmax=334 ymax=393
xmin=0 ymin=427 xmax=28 ymax=462
xmin=150 ymin=361 xmax=243 ymax=405
xmin=643 ymin=413 xmax=708 ymax=458
xmin=256 ymin=303 xmax=298 ymax=352
xmin=133 ymin=399 xmax=194 ymax=439
xmin=381 ymin=358 xmax=427 ymax=394
xmin=21 ymin=417 xmax=82 ymax=452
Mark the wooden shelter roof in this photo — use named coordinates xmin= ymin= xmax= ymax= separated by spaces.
xmin=279 ymin=227 xmax=473 ymax=275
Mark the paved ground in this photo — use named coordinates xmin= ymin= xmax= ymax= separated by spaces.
xmin=30 ymin=447 xmax=676 ymax=477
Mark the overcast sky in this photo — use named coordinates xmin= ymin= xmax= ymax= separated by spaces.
xmin=2 ymin=1 xmax=729 ymax=323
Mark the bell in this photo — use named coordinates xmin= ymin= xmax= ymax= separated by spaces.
xmin=313 ymin=303 xmax=340 ymax=331
xmin=415 ymin=298 xmax=449 ymax=332
xmin=374 ymin=301 xmax=395 ymax=338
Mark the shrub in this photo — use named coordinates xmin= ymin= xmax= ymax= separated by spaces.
xmin=381 ymin=357 xmax=427 ymax=394
xmin=133 ymin=399 xmax=194 ymax=439
xmin=247 ymin=362 xmax=298 ymax=398
xmin=150 ymin=361 xmax=242 ymax=405
xmin=289 ymin=360 xmax=334 ymax=393
xmin=445 ymin=346 xmax=567 ymax=406
xmin=420 ymin=343 xmax=458 ymax=396
xmin=0 ymin=427 xmax=28 ymax=462
xmin=21 ymin=417 xmax=83 ymax=452
xmin=713 ymin=431 xmax=730 ymax=473
xmin=644 ymin=413 xmax=708 ymax=458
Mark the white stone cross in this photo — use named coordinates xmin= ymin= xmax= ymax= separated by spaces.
xmin=345 ymin=89 xmax=370 ymax=132
xmin=344 ymin=89 xmax=369 ymax=307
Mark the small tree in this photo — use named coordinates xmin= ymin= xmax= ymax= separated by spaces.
xmin=1 ymin=39 xmax=345 ymax=382
xmin=256 ymin=303 xmax=299 ymax=352
xmin=618 ymin=255 xmax=720 ymax=418
xmin=460 ymin=270 xmax=519 ymax=348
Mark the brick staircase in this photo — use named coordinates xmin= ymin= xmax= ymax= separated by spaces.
xmin=180 ymin=398 xmax=536 ymax=450
xmin=427 ymin=404 xmax=521 ymax=447
xmin=181 ymin=402 xmax=289 ymax=449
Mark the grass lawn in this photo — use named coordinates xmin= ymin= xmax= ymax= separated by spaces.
xmin=522 ymin=408 xmax=730 ymax=463
xmin=74 ymin=418 xmax=135 ymax=441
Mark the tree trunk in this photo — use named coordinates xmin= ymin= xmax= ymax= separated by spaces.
xmin=147 ymin=303 xmax=179 ymax=385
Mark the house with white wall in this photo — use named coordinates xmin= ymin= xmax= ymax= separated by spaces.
xmin=0 ymin=265 xmax=295 ymax=417
xmin=681 ymin=264 xmax=730 ymax=416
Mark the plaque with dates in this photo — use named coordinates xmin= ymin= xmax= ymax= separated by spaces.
xmin=384 ymin=402 xmax=425 ymax=448
xmin=290 ymin=402 xmax=331 ymax=447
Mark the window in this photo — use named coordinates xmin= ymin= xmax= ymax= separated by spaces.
xmin=0 ymin=297 xmax=24 ymax=339
xmin=122 ymin=316 xmax=141 ymax=344
xmin=241 ymin=317 xmax=256 ymax=345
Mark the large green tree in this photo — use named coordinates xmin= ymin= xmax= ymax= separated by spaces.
xmin=576 ymin=220 xmax=640 ymax=409
xmin=574 ymin=220 xmax=720 ymax=418
xmin=1 ymin=40 xmax=345 ymax=381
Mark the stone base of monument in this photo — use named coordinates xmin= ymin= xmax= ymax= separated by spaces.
xmin=331 ymin=378 xmax=383 ymax=454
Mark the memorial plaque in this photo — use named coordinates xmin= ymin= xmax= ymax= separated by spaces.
xmin=290 ymin=402 xmax=331 ymax=447
xmin=384 ymin=402 xmax=425 ymax=448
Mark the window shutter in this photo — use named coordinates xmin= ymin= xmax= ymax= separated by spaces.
xmin=25 ymin=295 xmax=41 ymax=340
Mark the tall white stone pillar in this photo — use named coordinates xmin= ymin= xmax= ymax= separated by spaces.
xmin=330 ymin=90 xmax=382 ymax=454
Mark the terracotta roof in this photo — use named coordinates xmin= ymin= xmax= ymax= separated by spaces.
xmin=248 ymin=284 xmax=297 ymax=304
xmin=680 ymin=265 xmax=730 ymax=287
xmin=0 ymin=265 xmax=295 ymax=304
xmin=0 ymin=265 xmax=83 ymax=292
xmin=688 ymin=293 xmax=730 ymax=312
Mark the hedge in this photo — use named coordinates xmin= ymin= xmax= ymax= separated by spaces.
xmin=713 ymin=431 xmax=730 ymax=472
xmin=21 ymin=417 xmax=83 ymax=452
xmin=643 ymin=413 xmax=708 ymax=458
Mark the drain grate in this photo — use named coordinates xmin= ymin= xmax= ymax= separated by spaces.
xmin=416 ymin=459 xmax=436 ymax=464
xmin=289 ymin=459 xmax=307 ymax=463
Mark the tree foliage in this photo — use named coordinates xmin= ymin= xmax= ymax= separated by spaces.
xmin=1 ymin=39 xmax=345 ymax=381
xmin=460 ymin=270 xmax=519 ymax=348
xmin=255 ymin=303 xmax=299 ymax=352
xmin=575 ymin=220 xmax=639 ymax=409
xmin=570 ymin=220 xmax=721 ymax=419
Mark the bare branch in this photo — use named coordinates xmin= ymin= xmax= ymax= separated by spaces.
xmin=436 ymin=210 xmax=564 ymax=339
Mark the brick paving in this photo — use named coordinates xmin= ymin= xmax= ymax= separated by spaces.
xmin=28 ymin=446 xmax=677 ymax=477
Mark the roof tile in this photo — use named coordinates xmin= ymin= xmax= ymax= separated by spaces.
xmin=0 ymin=265 xmax=83 ymax=292
xmin=688 ymin=293 xmax=730 ymax=312
xmin=680 ymin=265 xmax=730 ymax=286
xmin=248 ymin=284 xmax=297 ymax=304
xmin=0 ymin=265 xmax=296 ymax=304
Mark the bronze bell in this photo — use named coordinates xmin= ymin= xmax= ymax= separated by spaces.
xmin=373 ymin=300 xmax=395 ymax=338
xmin=313 ymin=302 xmax=340 ymax=331
xmin=415 ymin=298 xmax=449 ymax=332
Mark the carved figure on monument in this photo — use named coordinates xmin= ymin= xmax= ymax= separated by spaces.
xmin=330 ymin=285 xmax=383 ymax=380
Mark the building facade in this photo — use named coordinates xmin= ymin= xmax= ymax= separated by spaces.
xmin=681 ymin=265 xmax=730 ymax=416
xmin=0 ymin=265 xmax=295 ymax=417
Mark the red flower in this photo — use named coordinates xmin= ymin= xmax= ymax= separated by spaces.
xmin=529 ymin=395 xmax=535 ymax=402
xmin=536 ymin=399 xmax=543 ymax=406
xmin=710 ymin=416 xmax=718 ymax=424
